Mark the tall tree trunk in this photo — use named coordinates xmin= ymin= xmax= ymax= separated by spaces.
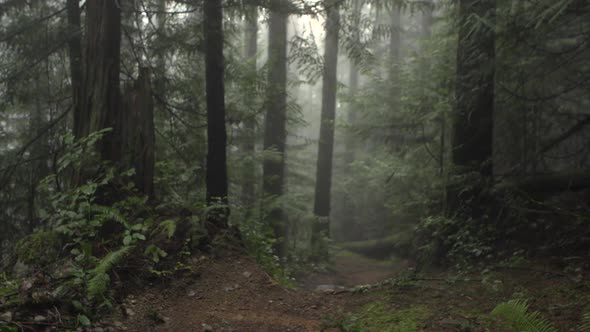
xmin=389 ymin=3 xmax=402 ymax=102
xmin=81 ymin=0 xmax=123 ymax=163
xmin=121 ymin=68 xmax=156 ymax=200
xmin=262 ymin=0 xmax=288 ymax=257
xmin=313 ymin=0 xmax=340 ymax=238
xmin=448 ymin=0 xmax=496 ymax=216
xmin=204 ymin=0 xmax=229 ymax=228
xmin=241 ymin=6 xmax=258 ymax=209
xmin=341 ymin=0 xmax=361 ymax=241
xmin=154 ymin=0 xmax=167 ymax=98
xmin=27 ymin=79 xmax=48 ymax=233
xmin=67 ymin=0 xmax=83 ymax=139
xmin=421 ymin=0 xmax=434 ymax=39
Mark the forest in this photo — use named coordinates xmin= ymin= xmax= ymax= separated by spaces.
xmin=0 ymin=0 xmax=589 ymax=331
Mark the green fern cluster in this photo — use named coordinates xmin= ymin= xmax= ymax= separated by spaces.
xmin=492 ymin=300 xmax=557 ymax=332
xmin=87 ymin=246 xmax=133 ymax=299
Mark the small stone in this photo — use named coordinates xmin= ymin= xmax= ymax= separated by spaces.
xmin=113 ymin=321 xmax=124 ymax=327
xmin=202 ymin=323 xmax=214 ymax=331
xmin=93 ymin=327 xmax=105 ymax=332
xmin=34 ymin=315 xmax=47 ymax=323
xmin=125 ymin=308 xmax=135 ymax=316
xmin=1 ymin=312 xmax=13 ymax=322
xmin=188 ymin=290 xmax=197 ymax=297
xmin=242 ymin=271 xmax=252 ymax=278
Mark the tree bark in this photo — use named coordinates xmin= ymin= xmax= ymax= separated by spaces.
xmin=121 ymin=68 xmax=156 ymax=200
xmin=204 ymin=0 xmax=229 ymax=227
xmin=67 ymin=0 xmax=83 ymax=139
xmin=341 ymin=0 xmax=361 ymax=241
xmin=313 ymin=0 xmax=340 ymax=225
xmin=241 ymin=5 xmax=258 ymax=208
xmin=81 ymin=0 xmax=123 ymax=163
xmin=448 ymin=0 xmax=496 ymax=216
xmin=262 ymin=0 xmax=289 ymax=257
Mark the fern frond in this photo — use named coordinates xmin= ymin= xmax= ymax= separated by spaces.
xmin=87 ymin=205 xmax=128 ymax=226
xmin=155 ymin=219 xmax=177 ymax=239
xmin=87 ymin=272 xmax=110 ymax=299
xmin=492 ymin=300 xmax=557 ymax=332
xmin=86 ymin=246 xmax=132 ymax=298
xmin=94 ymin=246 xmax=132 ymax=274
xmin=580 ymin=310 xmax=590 ymax=332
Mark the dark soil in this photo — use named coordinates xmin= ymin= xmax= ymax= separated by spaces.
xmin=102 ymin=250 xmax=589 ymax=331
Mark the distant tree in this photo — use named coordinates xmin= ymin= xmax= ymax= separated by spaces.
xmin=263 ymin=0 xmax=289 ymax=257
xmin=241 ymin=5 xmax=258 ymax=209
xmin=339 ymin=0 xmax=362 ymax=240
xmin=448 ymin=0 xmax=496 ymax=216
xmin=66 ymin=0 xmax=83 ymax=139
xmin=421 ymin=0 xmax=434 ymax=38
xmin=204 ymin=0 xmax=230 ymax=228
xmin=313 ymin=0 xmax=340 ymax=244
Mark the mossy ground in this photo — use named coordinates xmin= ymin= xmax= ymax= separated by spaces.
xmin=359 ymin=302 xmax=429 ymax=332
xmin=14 ymin=230 xmax=62 ymax=266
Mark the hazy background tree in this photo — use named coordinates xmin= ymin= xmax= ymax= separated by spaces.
xmin=312 ymin=0 xmax=341 ymax=253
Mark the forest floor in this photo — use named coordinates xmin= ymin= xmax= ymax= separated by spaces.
xmin=103 ymin=248 xmax=590 ymax=332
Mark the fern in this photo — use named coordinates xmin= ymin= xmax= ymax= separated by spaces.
xmin=154 ymin=219 xmax=177 ymax=239
xmin=87 ymin=205 xmax=128 ymax=226
xmin=87 ymin=246 xmax=132 ymax=298
xmin=580 ymin=310 xmax=590 ymax=332
xmin=492 ymin=300 xmax=557 ymax=332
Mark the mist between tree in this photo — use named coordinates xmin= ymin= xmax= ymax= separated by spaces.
xmin=0 ymin=0 xmax=589 ymax=330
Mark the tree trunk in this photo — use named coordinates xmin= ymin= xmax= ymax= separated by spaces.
xmin=313 ymin=0 xmax=340 ymax=234
xmin=341 ymin=0 xmax=361 ymax=241
xmin=81 ymin=0 xmax=123 ymax=163
xmin=121 ymin=68 xmax=156 ymax=200
xmin=67 ymin=0 xmax=83 ymax=139
xmin=154 ymin=0 xmax=167 ymax=98
xmin=389 ymin=3 xmax=402 ymax=102
xmin=421 ymin=0 xmax=434 ymax=39
xmin=241 ymin=6 xmax=258 ymax=208
xmin=448 ymin=0 xmax=496 ymax=215
xmin=262 ymin=0 xmax=289 ymax=257
xmin=204 ymin=0 xmax=229 ymax=228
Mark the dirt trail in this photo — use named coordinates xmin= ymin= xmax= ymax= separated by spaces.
xmin=300 ymin=248 xmax=408 ymax=289
xmin=114 ymin=250 xmax=396 ymax=332
xmin=109 ymin=251 xmax=589 ymax=332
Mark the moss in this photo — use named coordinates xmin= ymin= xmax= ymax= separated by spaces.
xmin=360 ymin=302 xmax=429 ymax=332
xmin=14 ymin=231 xmax=62 ymax=266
